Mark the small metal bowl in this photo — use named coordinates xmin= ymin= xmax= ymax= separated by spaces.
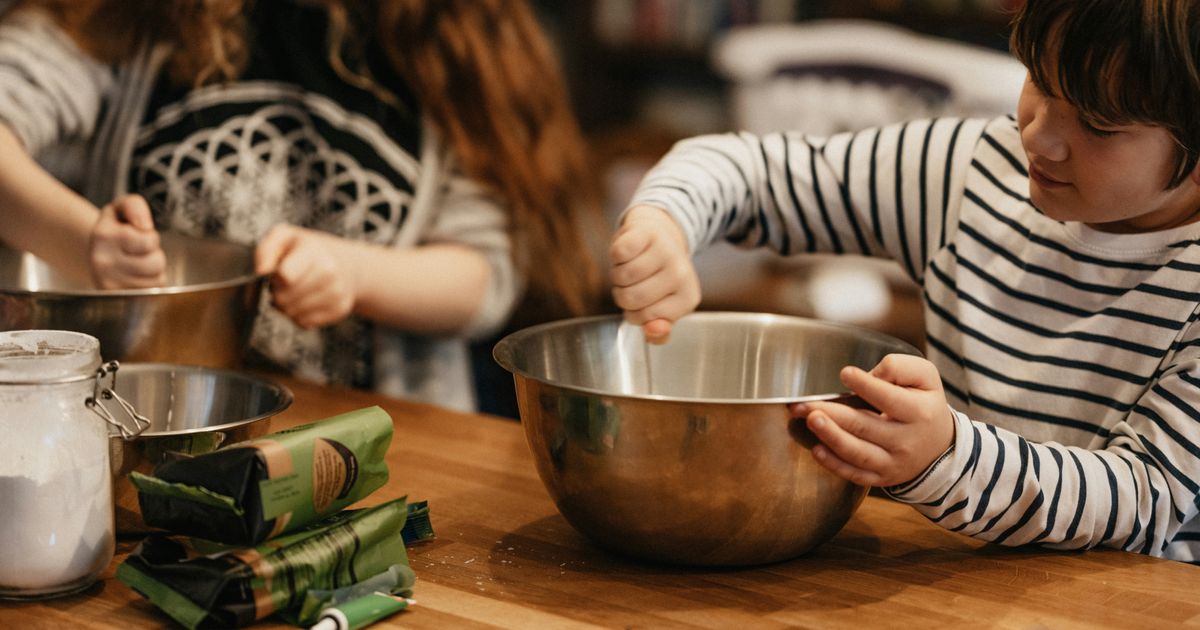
xmin=494 ymin=312 xmax=921 ymax=566
xmin=0 ymin=233 xmax=265 ymax=368
xmin=107 ymin=363 xmax=293 ymax=534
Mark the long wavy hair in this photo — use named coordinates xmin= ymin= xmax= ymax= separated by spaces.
xmin=14 ymin=0 xmax=603 ymax=320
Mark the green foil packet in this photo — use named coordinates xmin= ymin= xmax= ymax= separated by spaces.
xmin=117 ymin=497 xmax=434 ymax=629
xmin=130 ymin=406 xmax=393 ymax=545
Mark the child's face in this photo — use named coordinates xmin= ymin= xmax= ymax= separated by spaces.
xmin=1016 ymin=73 xmax=1200 ymax=233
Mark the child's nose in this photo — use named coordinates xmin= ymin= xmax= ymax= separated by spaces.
xmin=1020 ymin=104 xmax=1069 ymax=162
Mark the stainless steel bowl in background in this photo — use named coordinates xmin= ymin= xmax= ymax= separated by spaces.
xmin=494 ymin=312 xmax=921 ymax=566
xmin=0 ymin=233 xmax=265 ymax=368
xmin=108 ymin=363 xmax=293 ymax=534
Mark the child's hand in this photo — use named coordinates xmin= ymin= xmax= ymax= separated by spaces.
xmin=255 ymin=224 xmax=358 ymax=329
xmin=89 ymin=195 xmax=166 ymax=289
xmin=608 ymin=204 xmax=700 ymax=343
xmin=789 ymin=354 xmax=955 ymax=488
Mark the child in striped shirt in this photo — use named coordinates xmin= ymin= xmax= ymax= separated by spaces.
xmin=609 ymin=0 xmax=1200 ymax=562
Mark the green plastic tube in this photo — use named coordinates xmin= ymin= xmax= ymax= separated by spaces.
xmin=308 ymin=592 xmax=415 ymax=630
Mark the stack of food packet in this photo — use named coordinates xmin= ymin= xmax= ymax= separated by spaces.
xmin=117 ymin=406 xmax=433 ymax=629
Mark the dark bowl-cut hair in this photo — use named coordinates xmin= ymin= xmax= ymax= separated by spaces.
xmin=1011 ymin=0 xmax=1200 ymax=188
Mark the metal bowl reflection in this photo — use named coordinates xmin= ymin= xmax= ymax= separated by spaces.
xmin=107 ymin=363 xmax=293 ymax=534
xmin=494 ymin=312 xmax=921 ymax=566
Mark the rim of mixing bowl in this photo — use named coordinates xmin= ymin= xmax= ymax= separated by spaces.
xmin=114 ymin=363 xmax=294 ymax=436
xmin=0 ymin=273 xmax=266 ymax=298
xmin=492 ymin=312 xmax=923 ymax=405
xmin=0 ymin=233 xmax=265 ymax=297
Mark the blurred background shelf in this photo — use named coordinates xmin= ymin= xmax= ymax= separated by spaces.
xmin=536 ymin=0 xmax=1022 ymax=135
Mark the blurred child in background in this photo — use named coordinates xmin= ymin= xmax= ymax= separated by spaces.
xmin=0 ymin=0 xmax=601 ymax=411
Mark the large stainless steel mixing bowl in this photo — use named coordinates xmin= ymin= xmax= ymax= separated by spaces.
xmin=494 ymin=312 xmax=921 ymax=566
xmin=107 ymin=363 xmax=293 ymax=534
xmin=0 ymin=233 xmax=264 ymax=368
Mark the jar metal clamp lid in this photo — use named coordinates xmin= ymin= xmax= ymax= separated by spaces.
xmin=86 ymin=361 xmax=150 ymax=440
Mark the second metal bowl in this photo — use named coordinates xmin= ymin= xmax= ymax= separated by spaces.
xmin=107 ymin=363 xmax=293 ymax=534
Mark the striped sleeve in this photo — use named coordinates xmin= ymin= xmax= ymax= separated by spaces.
xmin=628 ymin=118 xmax=988 ymax=282
xmin=886 ymin=338 xmax=1200 ymax=557
xmin=0 ymin=9 xmax=113 ymax=154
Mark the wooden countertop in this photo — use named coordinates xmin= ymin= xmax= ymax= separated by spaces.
xmin=4 ymin=376 xmax=1200 ymax=629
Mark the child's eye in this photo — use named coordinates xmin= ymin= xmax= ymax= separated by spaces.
xmin=1080 ymin=118 xmax=1118 ymax=138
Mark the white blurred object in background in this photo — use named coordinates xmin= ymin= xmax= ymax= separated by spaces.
xmin=713 ymin=19 xmax=1026 ymax=135
xmin=804 ymin=258 xmax=893 ymax=323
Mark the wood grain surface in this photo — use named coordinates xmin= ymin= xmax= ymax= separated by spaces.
xmin=3 ymin=376 xmax=1198 ymax=629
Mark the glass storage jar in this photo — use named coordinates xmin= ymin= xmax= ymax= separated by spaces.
xmin=0 ymin=330 xmax=146 ymax=599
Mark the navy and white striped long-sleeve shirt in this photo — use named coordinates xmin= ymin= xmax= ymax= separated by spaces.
xmin=631 ymin=116 xmax=1200 ymax=562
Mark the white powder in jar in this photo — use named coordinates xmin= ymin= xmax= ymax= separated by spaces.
xmin=0 ymin=381 xmax=114 ymax=594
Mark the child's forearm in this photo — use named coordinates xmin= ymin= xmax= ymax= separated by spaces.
xmin=0 ymin=123 xmax=99 ymax=282
xmin=630 ymin=132 xmax=762 ymax=254
xmin=886 ymin=408 xmax=1182 ymax=556
xmin=347 ymin=241 xmax=495 ymax=335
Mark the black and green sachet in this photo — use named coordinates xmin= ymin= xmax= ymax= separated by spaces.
xmin=130 ymin=406 xmax=393 ymax=545
xmin=117 ymin=497 xmax=434 ymax=629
